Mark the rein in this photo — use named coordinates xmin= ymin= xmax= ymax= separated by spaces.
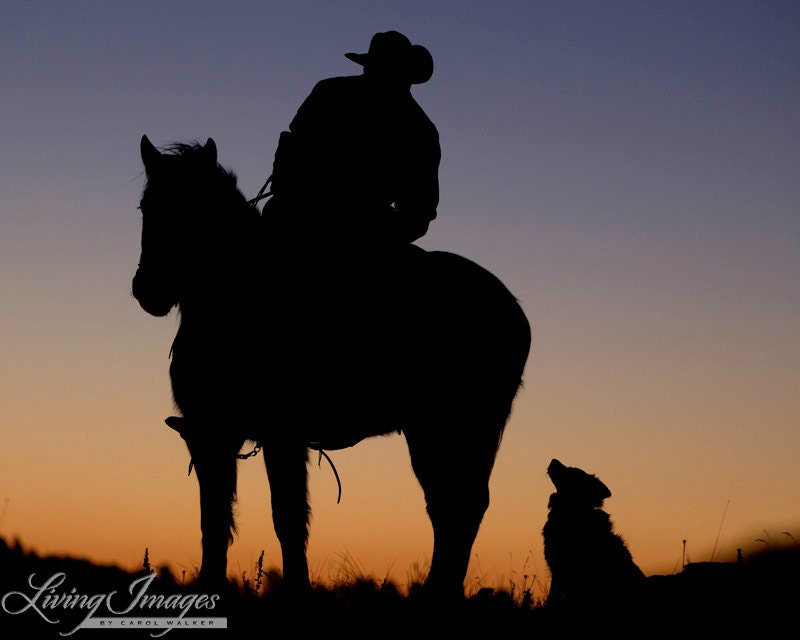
xmin=246 ymin=175 xmax=272 ymax=208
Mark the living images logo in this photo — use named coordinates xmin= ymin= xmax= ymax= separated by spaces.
xmin=1 ymin=570 xmax=226 ymax=636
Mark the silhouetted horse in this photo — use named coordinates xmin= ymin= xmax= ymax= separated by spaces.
xmin=132 ymin=135 xmax=531 ymax=599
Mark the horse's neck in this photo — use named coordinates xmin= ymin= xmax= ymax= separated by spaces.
xmin=177 ymin=216 xmax=261 ymax=318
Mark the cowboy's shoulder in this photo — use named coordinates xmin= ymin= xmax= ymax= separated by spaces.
xmin=311 ymin=75 xmax=364 ymax=97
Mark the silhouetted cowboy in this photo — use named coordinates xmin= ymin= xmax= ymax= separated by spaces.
xmin=261 ymin=31 xmax=440 ymax=379
xmin=264 ymin=30 xmax=440 ymax=257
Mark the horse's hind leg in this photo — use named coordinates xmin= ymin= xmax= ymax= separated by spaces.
xmin=262 ymin=439 xmax=311 ymax=593
xmin=185 ymin=435 xmax=242 ymax=591
xmin=405 ymin=415 xmax=505 ymax=599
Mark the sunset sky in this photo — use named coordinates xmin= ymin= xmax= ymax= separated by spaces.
xmin=2 ymin=2 xmax=798 ymax=597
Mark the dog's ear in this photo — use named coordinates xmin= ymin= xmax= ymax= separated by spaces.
xmin=590 ymin=476 xmax=612 ymax=505
xmin=547 ymin=460 xmax=614 ymax=507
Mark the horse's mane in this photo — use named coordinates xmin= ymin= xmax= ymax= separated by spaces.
xmin=161 ymin=140 xmax=207 ymax=155
xmin=152 ymin=141 xmax=250 ymax=210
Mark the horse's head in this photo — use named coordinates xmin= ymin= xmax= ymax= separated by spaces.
xmin=132 ymin=134 xmax=227 ymax=316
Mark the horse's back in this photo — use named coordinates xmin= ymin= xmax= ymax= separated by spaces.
xmin=423 ymin=249 xmax=531 ymax=364
xmin=379 ymin=249 xmax=531 ymax=423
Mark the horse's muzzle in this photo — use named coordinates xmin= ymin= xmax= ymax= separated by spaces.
xmin=132 ymin=267 xmax=178 ymax=317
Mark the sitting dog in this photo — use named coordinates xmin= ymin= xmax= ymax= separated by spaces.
xmin=542 ymin=458 xmax=647 ymax=612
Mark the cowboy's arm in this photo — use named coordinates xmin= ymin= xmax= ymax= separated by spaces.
xmin=394 ymin=130 xmax=440 ymax=243
xmin=268 ymin=80 xmax=331 ymax=199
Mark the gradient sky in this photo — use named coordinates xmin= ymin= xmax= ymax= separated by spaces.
xmin=2 ymin=1 xmax=798 ymax=596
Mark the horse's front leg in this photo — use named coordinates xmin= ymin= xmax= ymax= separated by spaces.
xmin=262 ymin=439 xmax=311 ymax=593
xmin=185 ymin=435 xmax=242 ymax=592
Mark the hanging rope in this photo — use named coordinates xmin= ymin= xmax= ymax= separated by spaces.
xmin=236 ymin=440 xmax=343 ymax=504
xmin=310 ymin=445 xmax=342 ymax=504
xmin=166 ymin=415 xmax=343 ymax=504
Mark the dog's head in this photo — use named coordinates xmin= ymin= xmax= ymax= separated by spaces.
xmin=546 ymin=458 xmax=611 ymax=509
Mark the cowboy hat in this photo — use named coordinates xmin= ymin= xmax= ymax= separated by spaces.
xmin=345 ymin=30 xmax=433 ymax=85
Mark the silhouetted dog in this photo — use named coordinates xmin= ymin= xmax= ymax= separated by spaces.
xmin=542 ymin=459 xmax=646 ymax=612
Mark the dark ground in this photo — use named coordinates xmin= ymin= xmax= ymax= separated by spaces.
xmin=1 ymin=537 xmax=797 ymax=638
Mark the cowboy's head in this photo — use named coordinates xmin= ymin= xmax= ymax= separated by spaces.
xmin=345 ymin=31 xmax=433 ymax=87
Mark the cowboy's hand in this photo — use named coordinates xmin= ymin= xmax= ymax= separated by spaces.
xmin=394 ymin=215 xmax=430 ymax=244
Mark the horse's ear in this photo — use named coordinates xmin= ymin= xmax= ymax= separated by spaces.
xmin=204 ymin=138 xmax=217 ymax=165
xmin=141 ymin=135 xmax=161 ymax=172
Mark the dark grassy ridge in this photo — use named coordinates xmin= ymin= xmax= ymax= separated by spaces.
xmin=1 ymin=537 xmax=797 ymax=638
